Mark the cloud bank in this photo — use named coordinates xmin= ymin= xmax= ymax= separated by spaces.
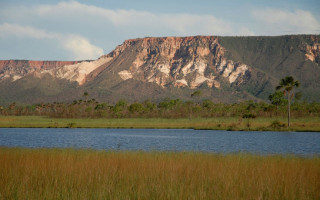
xmin=0 ymin=1 xmax=319 ymax=60
xmin=0 ymin=23 xmax=104 ymax=60
xmin=14 ymin=1 xmax=237 ymax=36
xmin=252 ymin=8 xmax=320 ymax=34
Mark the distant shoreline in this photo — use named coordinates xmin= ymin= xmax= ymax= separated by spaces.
xmin=1 ymin=116 xmax=319 ymax=132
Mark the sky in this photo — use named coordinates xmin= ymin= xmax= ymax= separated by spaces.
xmin=0 ymin=0 xmax=319 ymax=61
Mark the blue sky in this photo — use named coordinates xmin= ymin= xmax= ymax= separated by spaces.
xmin=0 ymin=0 xmax=319 ymax=60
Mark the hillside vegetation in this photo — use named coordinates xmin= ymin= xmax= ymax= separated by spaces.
xmin=1 ymin=99 xmax=320 ymax=131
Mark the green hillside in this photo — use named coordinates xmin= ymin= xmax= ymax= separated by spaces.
xmin=219 ymin=35 xmax=320 ymax=101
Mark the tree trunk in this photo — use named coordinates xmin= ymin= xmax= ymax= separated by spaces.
xmin=288 ymin=93 xmax=291 ymax=127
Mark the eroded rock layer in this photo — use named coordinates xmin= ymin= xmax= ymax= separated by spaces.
xmin=115 ymin=36 xmax=250 ymax=88
xmin=1 ymin=35 xmax=320 ymax=104
xmin=0 ymin=58 xmax=113 ymax=85
xmin=0 ymin=36 xmax=251 ymax=88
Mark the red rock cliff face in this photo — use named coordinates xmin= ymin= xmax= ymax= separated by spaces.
xmin=114 ymin=36 xmax=250 ymax=88
xmin=304 ymin=35 xmax=320 ymax=64
xmin=0 ymin=36 xmax=251 ymax=88
xmin=305 ymin=43 xmax=320 ymax=63
xmin=0 ymin=60 xmax=80 ymax=70
xmin=0 ymin=60 xmax=82 ymax=81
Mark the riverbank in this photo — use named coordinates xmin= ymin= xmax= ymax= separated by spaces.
xmin=0 ymin=116 xmax=320 ymax=131
xmin=0 ymin=148 xmax=319 ymax=199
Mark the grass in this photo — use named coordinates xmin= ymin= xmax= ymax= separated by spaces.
xmin=0 ymin=115 xmax=320 ymax=131
xmin=0 ymin=148 xmax=319 ymax=199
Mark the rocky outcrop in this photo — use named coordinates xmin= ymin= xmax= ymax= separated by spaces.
xmin=0 ymin=60 xmax=80 ymax=71
xmin=116 ymin=36 xmax=251 ymax=88
xmin=305 ymin=43 xmax=320 ymax=64
xmin=303 ymin=35 xmax=320 ymax=64
xmin=1 ymin=35 xmax=320 ymax=104
xmin=43 ymin=57 xmax=113 ymax=85
xmin=0 ymin=58 xmax=113 ymax=85
xmin=0 ymin=36 xmax=251 ymax=88
xmin=0 ymin=60 xmax=81 ymax=81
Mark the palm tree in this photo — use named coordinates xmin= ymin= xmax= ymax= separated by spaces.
xmin=276 ymin=76 xmax=300 ymax=127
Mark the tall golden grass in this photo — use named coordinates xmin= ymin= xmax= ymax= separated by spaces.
xmin=0 ymin=148 xmax=319 ymax=199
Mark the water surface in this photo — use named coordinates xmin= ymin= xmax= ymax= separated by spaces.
xmin=0 ymin=128 xmax=319 ymax=156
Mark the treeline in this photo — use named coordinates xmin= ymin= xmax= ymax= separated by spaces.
xmin=1 ymin=98 xmax=319 ymax=119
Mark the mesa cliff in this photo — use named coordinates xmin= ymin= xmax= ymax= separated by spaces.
xmin=0 ymin=35 xmax=319 ymax=104
xmin=0 ymin=36 xmax=251 ymax=89
xmin=113 ymin=36 xmax=250 ymax=89
xmin=0 ymin=60 xmax=82 ymax=81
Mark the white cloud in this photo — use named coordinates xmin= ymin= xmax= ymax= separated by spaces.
xmin=0 ymin=23 xmax=58 ymax=39
xmin=12 ymin=1 xmax=235 ymax=36
xmin=64 ymin=35 xmax=104 ymax=60
xmin=0 ymin=1 xmax=261 ymax=60
xmin=0 ymin=23 xmax=104 ymax=60
xmin=252 ymin=8 xmax=320 ymax=34
xmin=161 ymin=14 xmax=233 ymax=36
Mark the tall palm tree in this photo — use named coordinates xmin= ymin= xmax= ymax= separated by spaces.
xmin=276 ymin=76 xmax=300 ymax=127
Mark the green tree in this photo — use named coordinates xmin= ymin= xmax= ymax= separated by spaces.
xmin=158 ymin=98 xmax=181 ymax=110
xmin=83 ymin=91 xmax=89 ymax=102
xmin=115 ymin=100 xmax=127 ymax=108
xmin=143 ymin=100 xmax=156 ymax=113
xmin=268 ymin=91 xmax=286 ymax=107
xmin=242 ymin=101 xmax=257 ymax=129
xmin=242 ymin=112 xmax=256 ymax=129
xmin=129 ymin=103 xmax=144 ymax=114
xmin=268 ymin=91 xmax=287 ymax=116
xmin=202 ymin=99 xmax=214 ymax=109
xmin=113 ymin=100 xmax=127 ymax=117
xmin=276 ymin=76 xmax=300 ymax=127
xmin=0 ymin=106 xmax=4 ymax=115
xmin=95 ymin=103 xmax=107 ymax=111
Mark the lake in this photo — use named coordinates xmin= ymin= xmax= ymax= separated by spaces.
xmin=0 ymin=128 xmax=319 ymax=156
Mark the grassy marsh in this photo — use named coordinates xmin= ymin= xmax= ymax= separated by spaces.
xmin=0 ymin=148 xmax=319 ymax=199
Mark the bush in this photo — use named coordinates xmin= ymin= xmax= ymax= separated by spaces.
xmin=129 ymin=103 xmax=144 ymax=113
xmin=270 ymin=120 xmax=286 ymax=129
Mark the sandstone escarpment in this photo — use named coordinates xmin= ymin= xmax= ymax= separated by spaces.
xmin=0 ymin=36 xmax=251 ymax=88
xmin=305 ymin=43 xmax=320 ymax=64
xmin=303 ymin=35 xmax=320 ymax=64
xmin=0 ymin=60 xmax=81 ymax=81
xmin=0 ymin=60 xmax=80 ymax=70
xmin=116 ymin=36 xmax=250 ymax=88
xmin=1 ymin=35 xmax=320 ymax=104
xmin=0 ymin=58 xmax=113 ymax=85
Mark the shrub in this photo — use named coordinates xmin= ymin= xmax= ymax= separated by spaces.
xmin=270 ymin=120 xmax=286 ymax=130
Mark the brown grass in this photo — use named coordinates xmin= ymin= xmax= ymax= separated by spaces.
xmin=0 ymin=148 xmax=319 ymax=199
